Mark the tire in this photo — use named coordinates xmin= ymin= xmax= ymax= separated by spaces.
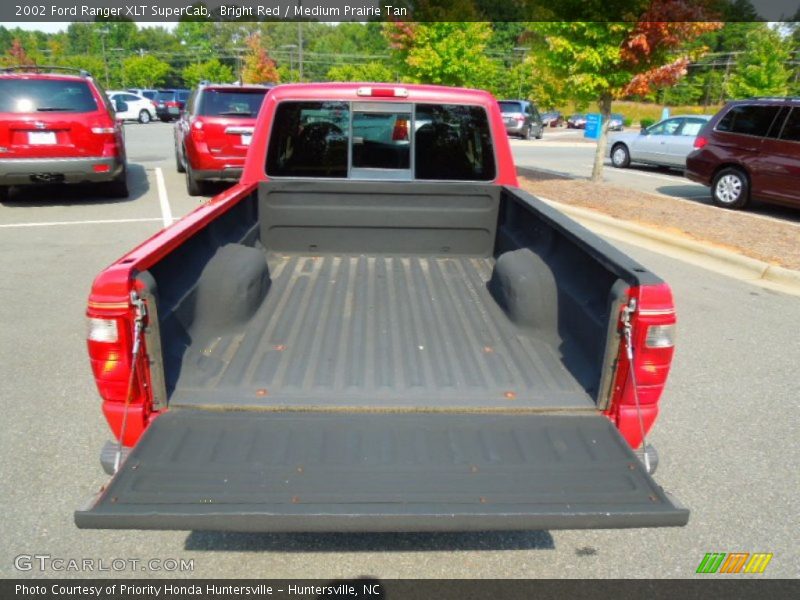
xmin=535 ymin=125 xmax=543 ymax=140
xmin=0 ymin=186 xmax=8 ymax=202
xmin=712 ymin=167 xmax=750 ymax=209
xmin=523 ymin=125 xmax=533 ymax=140
xmin=104 ymin=169 xmax=129 ymax=199
xmin=611 ymin=143 xmax=631 ymax=168
xmin=185 ymin=164 xmax=205 ymax=197
xmin=175 ymin=144 xmax=186 ymax=173
xmin=138 ymin=110 xmax=151 ymax=124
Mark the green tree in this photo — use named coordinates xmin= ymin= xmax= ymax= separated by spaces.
xmin=383 ymin=22 xmax=498 ymax=88
xmin=726 ymin=25 xmax=792 ymax=99
xmin=326 ymin=62 xmax=396 ymax=83
xmin=121 ymin=54 xmax=170 ymax=87
xmin=530 ymin=8 xmax=719 ymax=181
xmin=182 ymin=58 xmax=234 ymax=87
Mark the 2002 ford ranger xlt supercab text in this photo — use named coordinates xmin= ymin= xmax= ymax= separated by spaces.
xmin=75 ymin=83 xmax=688 ymax=532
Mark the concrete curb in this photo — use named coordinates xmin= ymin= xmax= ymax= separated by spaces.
xmin=537 ymin=197 xmax=800 ymax=297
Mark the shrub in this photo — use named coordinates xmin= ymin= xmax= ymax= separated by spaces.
xmin=640 ymin=118 xmax=655 ymax=129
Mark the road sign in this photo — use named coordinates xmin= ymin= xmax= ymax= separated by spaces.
xmin=584 ymin=113 xmax=602 ymax=140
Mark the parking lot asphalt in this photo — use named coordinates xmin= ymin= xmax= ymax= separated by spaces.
xmin=511 ymin=129 xmax=800 ymax=226
xmin=1 ymin=122 xmax=798 ymax=578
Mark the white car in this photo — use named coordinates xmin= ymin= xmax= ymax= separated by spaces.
xmin=608 ymin=115 xmax=712 ymax=169
xmin=106 ymin=91 xmax=156 ymax=124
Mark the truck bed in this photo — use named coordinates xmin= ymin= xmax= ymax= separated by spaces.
xmin=143 ymin=181 xmax=642 ymax=416
xmin=170 ymin=254 xmax=594 ymax=410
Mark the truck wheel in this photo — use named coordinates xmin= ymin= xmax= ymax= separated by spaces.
xmin=712 ymin=167 xmax=749 ymax=209
xmin=0 ymin=186 xmax=8 ymax=202
xmin=175 ymin=144 xmax=186 ymax=173
xmin=138 ymin=110 xmax=151 ymax=124
xmin=611 ymin=143 xmax=630 ymax=168
xmin=185 ymin=165 xmax=205 ymax=197
xmin=104 ymin=169 xmax=129 ymax=199
xmin=535 ymin=125 xmax=543 ymax=140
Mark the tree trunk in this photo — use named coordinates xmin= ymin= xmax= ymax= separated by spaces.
xmin=591 ymin=93 xmax=613 ymax=182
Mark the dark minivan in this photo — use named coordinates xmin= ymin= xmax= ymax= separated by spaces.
xmin=686 ymin=98 xmax=800 ymax=209
xmin=154 ymin=89 xmax=190 ymax=122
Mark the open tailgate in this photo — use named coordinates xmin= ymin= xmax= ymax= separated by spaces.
xmin=75 ymin=410 xmax=688 ymax=531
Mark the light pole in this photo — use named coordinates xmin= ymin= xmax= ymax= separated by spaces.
xmin=513 ymin=46 xmax=528 ymax=99
xmin=280 ymin=44 xmax=298 ymax=80
xmin=99 ymin=27 xmax=110 ymax=88
xmin=297 ymin=0 xmax=303 ymax=81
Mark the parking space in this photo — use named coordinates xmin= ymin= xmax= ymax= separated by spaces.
xmin=1 ymin=120 xmax=798 ymax=579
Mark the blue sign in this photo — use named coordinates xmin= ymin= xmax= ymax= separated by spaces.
xmin=584 ymin=113 xmax=602 ymax=140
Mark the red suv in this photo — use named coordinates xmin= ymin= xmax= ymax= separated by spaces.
xmin=686 ymin=98 xmax=800 ymax=210
xmin=0 ymin=66 xmax=127 ymax=200
xmin=174 ymin=83 xmax=270 ymax=196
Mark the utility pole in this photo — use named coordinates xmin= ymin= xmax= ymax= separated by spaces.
xmin=99 ymin=27 xmax=110 ymax=88
xmin=297 ymin=0 xmax=303 ymax=81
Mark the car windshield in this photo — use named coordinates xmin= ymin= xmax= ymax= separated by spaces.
xmin=611 ymin=114 xmax=623 ymax=120
xmin=0 ymin=79 xmax=97 ymax=113
xmin=198 ymin=89 xmax=267 ymax=117
xmin=499 ymin=101 xmax=523 ymax=114
xmin=155 ymin=91 xmax=176 ymax=101
xmin=571 ymin=114 xmax=584 ymax=119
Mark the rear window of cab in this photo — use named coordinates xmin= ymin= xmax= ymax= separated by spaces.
xmin=0 ymin=79 xmax=97 ymax=113
xmin=266 ymin=101 xmax=496 ymax=181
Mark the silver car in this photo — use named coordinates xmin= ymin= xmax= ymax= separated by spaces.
xmin=608 ymin=115 xmax=711 ymax=169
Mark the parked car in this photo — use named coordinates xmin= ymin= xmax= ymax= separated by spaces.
xmin=0 ymin=66 xmax=127 ymax=200
xmin=608 ymin=113 xmax=625 ymax=131
xmin=75 ymin=83 xmax=686 ymax=534
xmin=499 ymin=99 xmax=543 ymax=139
xmin=609 ymin=115 xmax=711 ymax=169
xmin=127 ymin=88 xmax=158 ymax=101
xmin=567 ymin=113 xmax=587 ymax=129
xmin=686 ymin=98 xmax=800 ymax=210
xmin=175 ymin=83 xmax=271 ymax=195
xmin=154 ymin=89 xmax=190 ymax=122
xmin=541 ymin=110 xmax=564 ymax=127
xmin=106 ymin=90 xmax=156 ymax=123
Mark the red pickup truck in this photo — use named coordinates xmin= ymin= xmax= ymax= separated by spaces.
xmin=76 ymin=83 xmax=687 ymax=532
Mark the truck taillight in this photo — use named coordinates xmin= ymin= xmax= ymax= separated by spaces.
xmin=645 ymin=324 xmax=675 ymax=348
xmin=356 ymin=86 xmax=409 ymax=98
xmin=87 ymin=313 xmax=132 ymax=402
xmin=87 ymin=317 xmax=118 ymax=343
xmin=693 ymin=135 xmax=708 ymax=149
xmin=607 ymin=283 xmax=676 ymax=448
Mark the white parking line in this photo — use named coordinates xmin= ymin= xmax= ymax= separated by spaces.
xmin=154 ymin=167 xmax=173 ymax=228
xmin=0 ymin=217 xmax=163 ymax=228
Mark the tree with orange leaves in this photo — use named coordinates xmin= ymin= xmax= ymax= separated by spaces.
xmin=1 ymin=39 xmax=34 ymax=67
xmin=531 ymin=1 xmax=721 ymax=180
xmin=241 ymin=32 xmax=279 ymax=85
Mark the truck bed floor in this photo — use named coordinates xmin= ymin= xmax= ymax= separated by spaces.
xmin=170 ymin=255 xmax=594 ymax=411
